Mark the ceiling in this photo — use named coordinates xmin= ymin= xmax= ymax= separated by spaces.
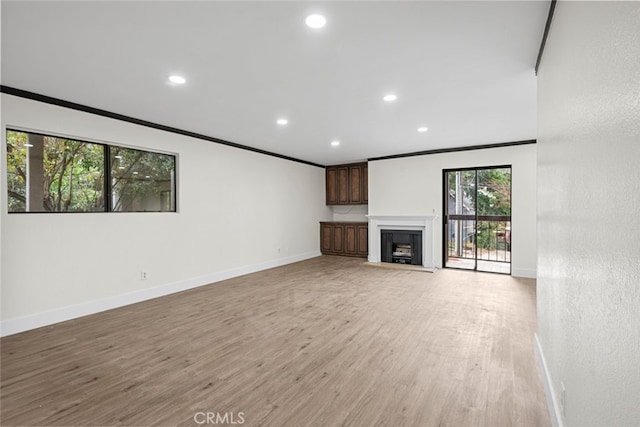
xmin=1 ymin=1 xmax=550 ymax=166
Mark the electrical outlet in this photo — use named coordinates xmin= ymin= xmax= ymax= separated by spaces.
xmin=141 ymin=271 xmax=148 ymax=280
xmin=560 ymin=381 xmax=566 ymax=418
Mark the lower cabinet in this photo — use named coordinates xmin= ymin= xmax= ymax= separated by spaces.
xmin=320 ymin=222 xmax=368 ymax=258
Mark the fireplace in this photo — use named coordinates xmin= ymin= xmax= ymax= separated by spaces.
xmin=366 ymin=215 xmax=437 ymax=268
xmin=381 ymin=230 xmax=423 ymax=265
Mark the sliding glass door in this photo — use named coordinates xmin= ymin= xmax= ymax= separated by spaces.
xmin=443 ymin=166 xmax=512 ymax=274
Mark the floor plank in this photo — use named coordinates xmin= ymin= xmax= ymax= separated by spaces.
xmin=1 ymin=256 xmax=550 ymax=426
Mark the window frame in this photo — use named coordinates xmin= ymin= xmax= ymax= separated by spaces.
xmin=5 ymin=128 xmax=178 ymax=214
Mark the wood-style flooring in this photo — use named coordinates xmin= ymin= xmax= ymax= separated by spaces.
xmin=1 ymin=256 xmax=550 ymax=426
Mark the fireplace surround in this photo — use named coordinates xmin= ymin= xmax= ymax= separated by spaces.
xmin=367 ymin=215 xmax=438 ymax=268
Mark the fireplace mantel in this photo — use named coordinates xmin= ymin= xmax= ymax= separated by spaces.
xmin=366 ymin=215 xmax=438 ymax=268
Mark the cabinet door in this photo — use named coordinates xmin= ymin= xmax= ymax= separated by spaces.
xmin=326 ymin=167 xmax=338 ymax=205
xmin=357 ymin=225 xmax=369 ymax=257
xmin=337 ymin=167 xmax=350 ymax=204
xmin=349 ymin=165 xmax=362 ymax=204
xmin=345 ymin=224 xmax=358 ymax=255
xmin=333 ymin=224 xmax=345 ymax=254
xmin=321 ymin=223 xmax=333 ymax=253
xmin=362 ymin=164 xmax=368 ymax=203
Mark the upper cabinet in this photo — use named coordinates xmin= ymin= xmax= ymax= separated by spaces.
xmin=326 ymin=162 xmax=368 ymax=205
xmin=326 ymin=167 xmax=338 ymax=204
xmin=362 ymin=163 xmax=368 ymax=204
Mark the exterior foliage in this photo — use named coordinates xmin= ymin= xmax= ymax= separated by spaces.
xmin=6 ymin=130 xmax=175 ymax=213
xmin=6 ymin=131 xmax=104 ymax=212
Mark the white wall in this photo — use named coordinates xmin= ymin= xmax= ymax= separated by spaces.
xmin=0 ymin=94 xmax=331 ymax=335
xmin=368 ymin=143 xmax=537 ymax=277
xmin=536 ymin=2 xmax=640 ymax=426
xmin=331 ymin=204 xmax=368 ymax=222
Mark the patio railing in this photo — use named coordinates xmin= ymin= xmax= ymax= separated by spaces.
xmin=447 ymin=218 xmax=511 ymax=263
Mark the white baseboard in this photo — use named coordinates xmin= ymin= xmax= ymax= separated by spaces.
xmin=0 ymin=251 xmax=321 ymax=337
xmin=534 ymin=333 xmax=563 ymax=427
xmin=512 ymin=268 xmax=537 ymax=278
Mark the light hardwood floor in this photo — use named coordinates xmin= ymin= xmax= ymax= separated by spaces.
xmin=1 ymin=256 xmax=550 ymax=427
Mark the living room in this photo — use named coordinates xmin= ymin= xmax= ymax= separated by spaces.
xmin=1 ymin=2 xmax=638 ymax=426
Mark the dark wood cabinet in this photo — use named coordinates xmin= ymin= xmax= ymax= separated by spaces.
xmin=321 ymin=223 xmax=333 ymax=253
xmin=337 ymin=167 xmax=350 ymax=204
xmin=325 ymin=168 xmax=338 ymax=205
xmin=326 ymin=162 xmax=368 ymax=205
xmin=333 ymin=224 xmax=345 ymax=253
xmin=349 ymin=166 xmax=362 ymax=204
xmin=362 ymin=164 xmax=368 ymax=203
xmin=357 ymin=224 xmax=368 ymax=257
xmin=320 ymin=222 xmax=368 ymax=258
xmin=345 ymin=224 xmax=358 ymax=255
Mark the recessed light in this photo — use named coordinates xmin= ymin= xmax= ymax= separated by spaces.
xmin=383 ymin=94 xmax=397 ymax=102
xmin=417 ymin=127 xmax=428 ymax=133
xmin=168 ymin=75 xmax=186 ymax=84
xmin=305 ymin=14 xmax=326 ymax=29
xmin=277 ymin=119 xmax=288 ymax=125
xmin=331 ymin=140 xmax=340 ymax=147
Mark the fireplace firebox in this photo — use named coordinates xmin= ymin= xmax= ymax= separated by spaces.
xmin=381 ymin=230 xmax=423 ymax=265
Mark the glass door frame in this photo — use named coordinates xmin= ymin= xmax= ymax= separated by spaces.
xmin=442 ymin=165 xmax=512 ymax=274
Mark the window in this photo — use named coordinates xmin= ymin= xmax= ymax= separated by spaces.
xmin=7 ymin=130 xmax=105 ymax=213
xmin=110 ymin=146 xmax=175 ymax=212
xmin=6 ymin=129 xmax=176 ymax=213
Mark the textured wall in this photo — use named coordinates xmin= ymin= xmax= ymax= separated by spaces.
xmin=537 ymin=2 xmax=640 ymax=426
